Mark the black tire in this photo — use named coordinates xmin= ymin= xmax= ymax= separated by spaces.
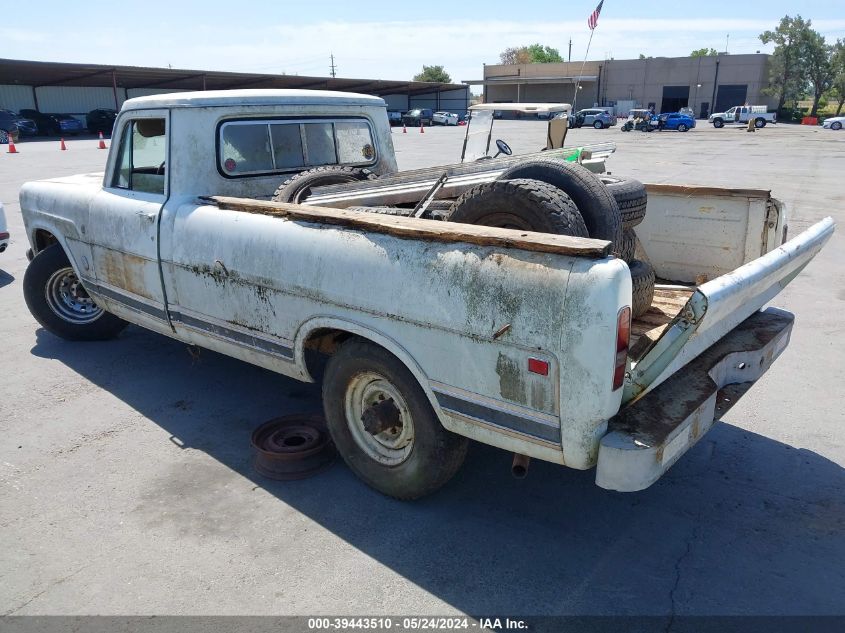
xmin=831 ymin=122 xmax=842 ymax=130
xmin=446 ymin=178 xmax=589 ymax=237
xmin=713 ymin=118 xmax=724 ymax=128
xmin=272 ymin=166 xmax=377 ymax=204
xmin=593 ymin=120 xmax=604 ymax=129
xmin=23 ymin=244 xmax=127 ymax=341
xmin=619 ymin=229 xmax=637 ymax=262
xmin=497 ymin=159 xmax=622 ymax=250
xmin=677 ymin=123 xmax=689 ymax=132
xmin=600 ymin=175 xmax=647 ymax=230
xmin=755 ymin=118 xmax=766 ymax=128
xmin=629 ymin=259 xmax=656 ymax=319
xmin=322 ymin=338 xmax=469 ymax=500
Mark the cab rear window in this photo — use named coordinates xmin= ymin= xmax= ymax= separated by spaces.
xmin=219 ymin=119 xmax=376 ymax=177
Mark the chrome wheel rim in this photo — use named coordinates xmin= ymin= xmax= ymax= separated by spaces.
xmin=344 ymin=371 xmax=414 ymax=466
xmin=44 ymin=267 xmax=103 ymax=324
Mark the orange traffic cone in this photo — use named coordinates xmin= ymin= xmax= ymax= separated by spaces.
xmin=403 ymin=124 xmax=407 ymax=133
xmin=420 ymin=123 xmax=424 ymax=134
xmin=60 ymin=138 xmax=67 ymax=151
xmin=97 ymin=131 xmax=107 ymax=149
xmin=7 ymin=133 xmax=18 ymax=154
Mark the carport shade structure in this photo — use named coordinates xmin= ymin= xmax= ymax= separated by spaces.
xmin=0 ymin=58 xmax=468 ymax=112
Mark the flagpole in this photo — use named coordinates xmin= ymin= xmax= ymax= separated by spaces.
xmin=572 ymin=28 xmax=596 ymax=112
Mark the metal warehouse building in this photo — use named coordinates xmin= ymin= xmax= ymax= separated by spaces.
xmin=466 ymin=54 xmax=774 ymax=118
xmin=0 ymin=58 xmax=469 ymax=123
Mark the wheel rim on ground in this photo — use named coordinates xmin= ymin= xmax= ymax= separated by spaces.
xmin=755 ymin=119 xmax=764 ymax=128
xmin=344 ymin=371 xmax=414 ymax=466
xmin=44 ymin=267 xmax=104 ymax=324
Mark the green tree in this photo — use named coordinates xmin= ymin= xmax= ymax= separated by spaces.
xmin=801 ymin=29 xmax=835 ymax=116
xmin=760 ymin=15 xmax=812 ymax=112
xmin=829 ymin=39 xmax=845 ymax=115
xmin=499 ymin=44 xmax=563 ymax=64
xmin=413 ymin=65 xmax=451 ymax=83
xmin=525 ymin=44 xmax=564 ymax=63
xmin=690 ymin=48 xmax=718 ymax=57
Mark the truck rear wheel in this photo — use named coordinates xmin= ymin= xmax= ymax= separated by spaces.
xmin=322 ymin=338 xmax=469 ymax=500
xmin=497 ymin=159 xmax=622 ymax=251
xmin=23 ymin=244 xmax=127 ymax=341
xmin=446 ymin=178 xmax=589 ymax=236
xmin=272 ymin=166 xmax=377 ymax=204
xmin=755 ymin=118 xmax=766 ymax=128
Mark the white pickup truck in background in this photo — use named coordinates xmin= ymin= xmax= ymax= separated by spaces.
xmin=710 ymin=105 xmax=777 ymax=128
xmin=18 ymin=89 xmax=833 ymax=499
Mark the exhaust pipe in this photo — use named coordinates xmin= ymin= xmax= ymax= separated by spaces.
xmin=511 ymin=453 xmax=530 ymax=479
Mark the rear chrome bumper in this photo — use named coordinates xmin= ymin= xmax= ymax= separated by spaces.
xmin=596 ymin=308 xmax=793 ymax=492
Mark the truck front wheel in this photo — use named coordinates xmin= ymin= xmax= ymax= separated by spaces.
xmin=712 ymin=118 xmax=724 ymax=128
xmin=755 ymin=118 xmax=766 ymax=128
xmin=23 ymin=244 xmax=127 ymax=341
xmin=322 ymin=338 xmax=468 ymax=499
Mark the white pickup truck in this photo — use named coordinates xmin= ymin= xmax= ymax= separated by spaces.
xmin=709 ymin=105 xmax=777 ymax=128
xmin=20 ymin=90 xmax=833 ymax=499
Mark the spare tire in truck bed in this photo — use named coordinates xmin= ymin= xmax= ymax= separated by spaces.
xmin=496 ymin=159 xmax=622 ymax=251
xmin=600 ymin=175 xmax=647 ymax=230
xmin=272 ymin=166 xmax=377 ymax=204
xmin=629 ymin=259 xmax=656 ymax=318
xmin=446 ymin=178 xmax=589 ymax=237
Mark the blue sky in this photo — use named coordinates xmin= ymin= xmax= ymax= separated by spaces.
xmin=6 ymin=0 xmax=845 ymax=89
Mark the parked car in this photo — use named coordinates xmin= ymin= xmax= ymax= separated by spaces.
xmin=656 ymin=112 xmax=696 ymax=132
xmin=86 ymin=108 xmax=117 ymax=135
xmin=0 ymin=110 xmax=20 ymax=143
xmin=402 ymin=108 xmax=433 ymax=127
xmin=18 ymin=109 xmax=60 ymax=135
xmin=432 ymin=111 xmax=459 ymax=126
xmin=50 ymin=114 xmax=85 ymax=135
xmin=1 ymin=110 xmax=38 ymax=137
xmin=387 ymin=111 xmax=403 ymax=126
xmin=571 ymin=108 xmax=617 ymax=129
xmin=0 ymin=202 xmax=8 ymax=254
xmin=709 ymin=105 xmax=776 ymax=128
xmin=822 ymin=116 xmax=843 ymax=130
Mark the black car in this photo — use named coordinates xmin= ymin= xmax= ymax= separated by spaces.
xmin=86 ymin=108 xmax=117 ymax=135
xmin=19 ymin=109 xmax=60 ymax=135
xmin=401 ymin=108 xmax=433 ymax=127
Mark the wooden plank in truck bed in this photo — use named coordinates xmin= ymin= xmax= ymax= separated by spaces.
xmin=205 ymin=196 xmax=612 ymax=259
xmin=629 ymin=286 xmax=696 ymax=359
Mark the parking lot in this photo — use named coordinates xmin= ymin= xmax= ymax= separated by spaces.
xmin=1 ymin=122 xmax=844 ymax=618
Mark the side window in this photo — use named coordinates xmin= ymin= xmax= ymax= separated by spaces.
xmin=110 ymin=118 xmax=167 ymax=195
xmin=219 ymin=119 xmax=375 ymax=176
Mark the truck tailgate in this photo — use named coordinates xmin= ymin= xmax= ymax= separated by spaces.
xmin=626 ymin=217 xmax=834 ymax=402
xmin=595 ymin=217 xmax=834 ymax=491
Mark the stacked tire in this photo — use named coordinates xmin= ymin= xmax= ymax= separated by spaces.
xmin=601 ymin=175 xmax=654 ymax=318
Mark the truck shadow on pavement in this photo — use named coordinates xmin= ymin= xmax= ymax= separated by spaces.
xmin=31 ymin=325 xmax=845 ymax=617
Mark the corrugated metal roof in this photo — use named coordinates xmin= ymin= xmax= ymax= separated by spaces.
xmin=0 ymin=58 xmax=465 ymax=97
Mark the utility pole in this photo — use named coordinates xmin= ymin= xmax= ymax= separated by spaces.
xmin=329 ymin=54 xmax=337 ymax=78
xmin=725 ymin=33 xmax=729 ymax=54
xmin=568 ymin=39 xmax=572 ymax=62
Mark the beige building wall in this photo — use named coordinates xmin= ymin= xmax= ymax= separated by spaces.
xmin=479 ymin=54 xmax=774 ymax=116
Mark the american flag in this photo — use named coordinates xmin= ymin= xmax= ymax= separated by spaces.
xmin=588 ymin=0 xmax=604 ymax=30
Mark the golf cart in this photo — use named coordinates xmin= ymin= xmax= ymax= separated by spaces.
xmin=621 ymin=109 xmax=657 ymax=132
xmin=460 ymin=102 xmax=612 ymax=171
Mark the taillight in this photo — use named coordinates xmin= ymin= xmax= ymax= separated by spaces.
xmin=613 ymin=306 xmax=631 ymax=390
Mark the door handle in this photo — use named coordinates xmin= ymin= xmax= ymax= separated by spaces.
xmin=136 ymin=210 xmax=157 ymax=221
